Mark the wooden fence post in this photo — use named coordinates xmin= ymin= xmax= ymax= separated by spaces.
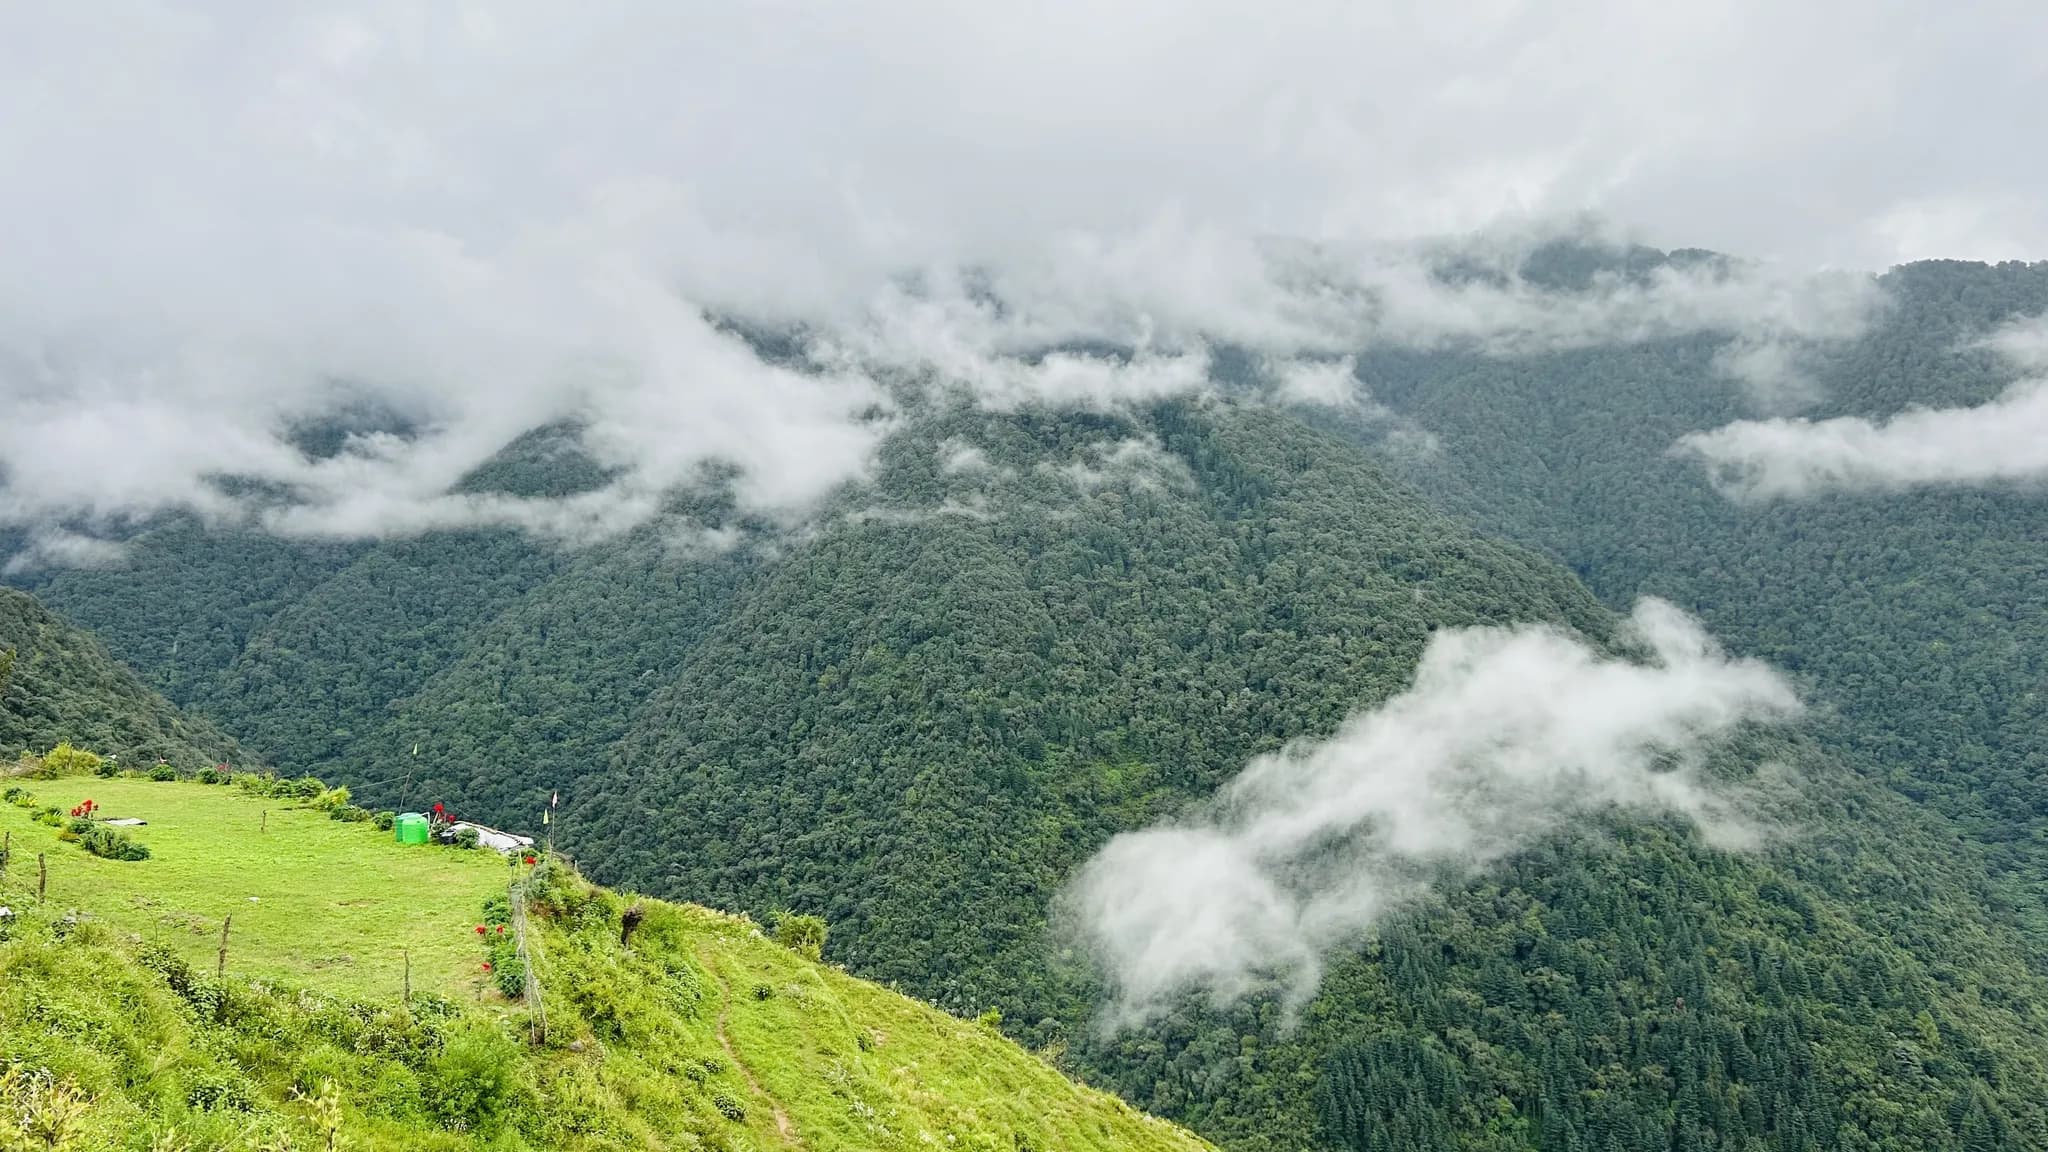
xmin=403 ymin=949 xmax=412 ymax=1003
xmin=37 ymin=853 xmax=46 ymax=903
xmin=2 ymin=828 xmax=9 ymax=877
xmin=217 ymin=914 xmax=232 ymax=978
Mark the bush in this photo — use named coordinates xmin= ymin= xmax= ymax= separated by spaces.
xmin=36 ymin=742 xmax=103 ymax=779
xmin=235 ymin=773 xmax=281 ymax=797
xmin=454 ymin=826 xmax=481 ymax=850
xmin=185 ymin=1068 xmax=257 ymax=1112
xmin=196 ymin=767 xmax=225 ymax=785
xmin=713 ymin=1091 xmax=746 ymax=1123
xmin=94 ymin=760 xmax=119 ymax=778
xmin=329 ymin=804 xmax=372 ymax=823
xmin=311 ymin=785 xmax=350 ymax=813
xmin=290 ymin=776 xmax=326 ymax=799
xmin=374 ymin=810 xmax=396 ymax=831
xmin=148 ymin=764 xmax=178 ymax=782
xmin=428 ymin=1026 xmax=531 ymax=1135
xmin=33 ymin=806 xmax=63 ymax=826
xmin=750 ymin=983 xmax=774 ymax=1001
xmin=772 ymin=911 xmax=828 ymax=961
xmin=4 ymin=786 xmax=33 ymax=807
xmin=65 ymin=817 xmax=93 ymax=835
xmin=80 ymin=824 xmax=150 ymax=861
xmin=489 ymin=942 xmax=526 ymax=1000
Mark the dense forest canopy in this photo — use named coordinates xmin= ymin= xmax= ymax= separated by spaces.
xmin=0 ymin=586 xmax=244 ymax=767
xmin=1346 ymin=256 xmax=2048 ymax=930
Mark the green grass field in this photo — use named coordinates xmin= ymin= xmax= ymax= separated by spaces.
xmin=0 ymin=776 xmax=511 ymax=999
xmin=0 ymin=776 xmax=1213 ymax=1149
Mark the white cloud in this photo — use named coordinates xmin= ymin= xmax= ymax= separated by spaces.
xmin=0 ymin=2 xmax=2034 ymax=555
xmin=1063 ymin=599 xmax=1800 ymax=1024
xmin=1676 ymin=313 xmax=2048 ymax=499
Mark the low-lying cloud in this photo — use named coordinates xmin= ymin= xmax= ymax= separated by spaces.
xmin=1063 ymin=599 xmax=1800 ymax=1025
xmin=5 ymin=2 xmax=2027 ymax=561
xmin=1676 ymin=313 xmax=2048 ymax=499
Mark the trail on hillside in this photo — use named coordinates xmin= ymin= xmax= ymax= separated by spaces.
xmin=698 ymin=946 xmax=800 ymax=1146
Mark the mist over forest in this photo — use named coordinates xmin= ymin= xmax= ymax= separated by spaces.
xmin=4 ymin=5 xmax=2048 ymax=1151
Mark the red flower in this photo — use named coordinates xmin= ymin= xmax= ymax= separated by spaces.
xmin=497 ymin=924 xmax=507 ymax=934
xmin=522 ymin=855 xmax=536 ymax=866
xmin=475 ymin=925 xmax=486 ymax=935
xmin=481 ymin=962 xmax=492 ymax=972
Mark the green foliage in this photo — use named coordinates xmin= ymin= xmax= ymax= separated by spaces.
xmin=35 ymin=740 xmax=101 ymax=778
xmin=428 ymin=1024 xmax=531 ymax=1134
xmin=78 ymin=823 xmax=149 ymax=860
xmin=148 ymin=763 xmax=178 ymax=781
xmin=773 ymin=910 xmax=828 ymax=960
xmin=1347 ymin=257 xmax=2048 ymax=903
xmin=453 ymin=825 xmax=480 ymax=849
xmin=0 ymin=588 xmax=244 ymax=768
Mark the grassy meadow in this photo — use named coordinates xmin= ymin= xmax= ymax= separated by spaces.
xmin=0 ymin=775 xmax=511 ymax=999
xmin=0 ymin=774 xmax=1213 ymax=1150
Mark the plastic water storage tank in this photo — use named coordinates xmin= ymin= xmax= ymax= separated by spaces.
xmin=394 ymin=812 xmax=431 ymax=845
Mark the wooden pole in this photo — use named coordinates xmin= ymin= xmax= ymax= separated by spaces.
xmin=2 ymin=828 xmax=9 ymax=877
xmin=403 ymin=949 xmax=412 ymax=1002
xmin=261 ymin=810 xmax=268 ymax=833
xmin=37 ymin=853 xmax=46 ymax=903
xmin=217 ymin=914 xmax=231 ymax=978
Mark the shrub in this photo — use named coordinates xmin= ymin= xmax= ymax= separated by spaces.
xmin=490 ymin=947 xmax=526 ymax=1000
xmin=185 ymin=1068 xmax=257 ymax=1112
xmin=773 ymin=911 xmax=828 ymax=961
xmin=311 ymin=785 xmax=350 ymax=813
xmin=3 ymin=786 xmax=33 ymax=807
xmin=235 ymin=773 xmax=281 ymax=797
xmin=80 ymin=824 xmax=150 ymax=861
xmin=975 ymin=1007 xmax=1004 ymax=1032
xmin=290 ymin=776 xmax=326 ymax=799
xmin=329 ymin=804 xmax=372 ymax=823
xmin=33 ymin=806 xmax=63 ymax=826
xmin=93 ymin=760 xmax=119 ymax=778
xmin=65 ymin=817 xmax=93 ymax=835
xmin=454 ymin=826 xmax=480 ymax=850
xmin=428 ymin=1026 xmax=531 ymax=1135
xmin=36 ymin=742 xmax=102 ymax=779
xmin=713 ymin=1091 xmax=746 ymax=1123
xmin=196 ymin=767 xmax=225 ymax=785
xmin=750 ymin=983 xmax=774 ymax=1001
xmin=374 ymin=810 xmax=396 ymax=831
xmin=148 ymin=764 xmax=178 ymax=782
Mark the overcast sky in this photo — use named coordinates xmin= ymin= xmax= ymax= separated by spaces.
xmin=2 ymin=2 xmax=2044 ymax=553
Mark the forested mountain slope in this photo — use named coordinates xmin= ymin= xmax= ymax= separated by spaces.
xmin=12 ymin=397 xmax=2048 ymax=1149
xmin=0 ymin=587 xmax=244 ymax=766
xmin=1345 ymin=257 xmax=2048 ymax=911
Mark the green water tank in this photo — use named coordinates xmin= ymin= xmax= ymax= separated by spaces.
xmin=394 ymin=812 xmax=431 ymax=845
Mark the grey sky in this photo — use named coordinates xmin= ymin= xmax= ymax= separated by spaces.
xmin=2 ymin=2 xmax=2043 ymax=549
